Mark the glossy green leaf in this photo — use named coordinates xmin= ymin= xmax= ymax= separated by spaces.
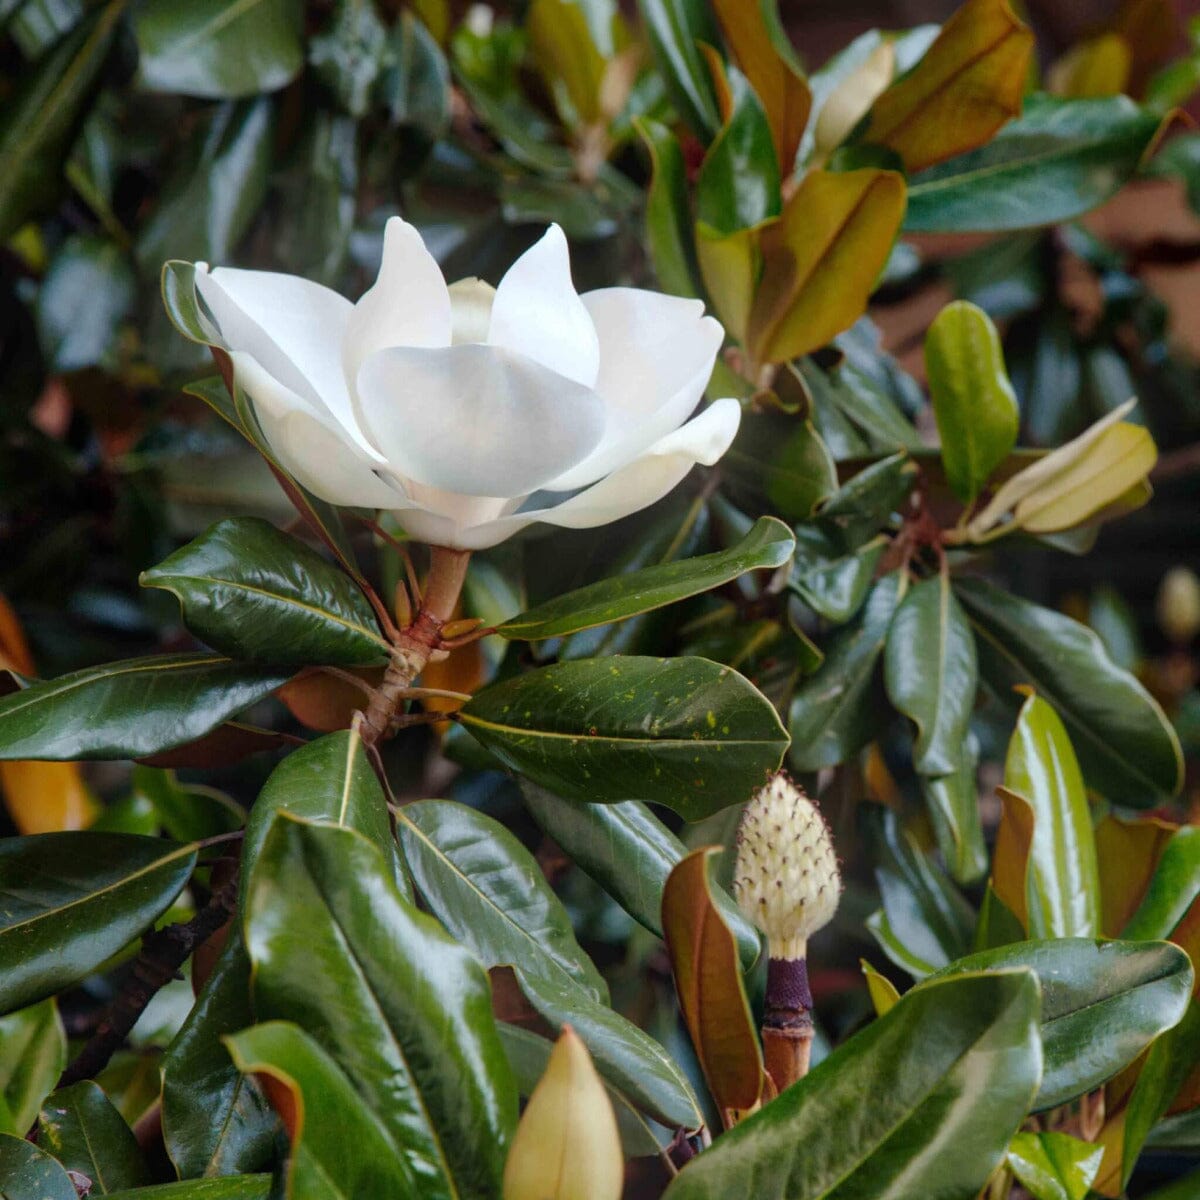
xmin=0 ymin=1135 xmax=77 ymax=1200
xmin=818 ymin=452 xmax=919 ymax=536
xmin=38 ymin=1081 xmax=150 ymax=1193
xmin=884 ymin=573 xmax=977 ymax=776
xmin=956 ymin=576 xmax=1183 ymax=805
xmin=396 ymin=798 xmax=608 ymax=1001
xmin=310 ymin=0 xmax=388 ymax=117
xmin=921 ymin=737 xmax=988 ymax=885
xmin=664 ymin=969 xmax=1041 ymax=1199
xmin=161 ymin=934 xmax=277 ymax=1180
xmin=459 ymin=656 xmax=789 ymax=821
xmin=1122 ymin=826 xmax=1200 ymax=943
xmin=924 ymin=300 xmax=1019 ymax=505
xmin=133 ymin=0 xmax=303 ymax=98
xmin=380 ymin=13 xmax=450 ymax=142
xmin=935 ymin=938 xmax=1192 ymax=1109
xmin=1139 ymin=1167 xmax=1200 ymax=1200
xmin=1004 ymin=693 xmax=1101 ymax=939
xmin=106 ymin=1181 xmax=272 ymax=1200
xmin=512 ymin=966 xmax=704 ymax=1132
xmin=142 ymin=518 xmax=387 ymax=667
xmin=1007 ymin=1130 xmax=1103 ymax=1200
xmin=244 ymin=816 xmax=516 ymax=1199
xmin=722 ymin=414 xmax=838 ymax=524
xmin=637 ymin=0 xmax=721 ymax=138
xmin=0 ymin=833 xmax=196 ymax=1015
xmin=520 ymin=783 xmax=761 ymax=969
xmin=905 ymin=94 xmax=1164 ymax=233
xmin=789 ymin=572 xmax=905 ymax=772
xmin=868 ymin=808 xmax=975 ymax=978
xmin=794 ymin=357 xmax=922 ymax=460
xmin=0 ymin=1000 xmax=64 ymax=1136
xmin=0 ymin=653 xmax=291 ymax=762
xmin=636 ymin=117 xmax=702 ymax=298
xmin=790 ymin=529 xmax=886 ymax=624
xmin=0 ymin=0 xmax=125 ymax=241
xmin=225 ymin=1021 xmax=410 ymax=1198
xmin=499 ymin=517 xmax=794 ymax=641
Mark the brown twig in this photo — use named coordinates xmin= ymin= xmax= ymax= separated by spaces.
xmin=57 ymin=873 xmax=239 ymax=1087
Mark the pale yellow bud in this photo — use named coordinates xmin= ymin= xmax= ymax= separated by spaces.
xmin=1158 ymin=567 xmax=1200 ymax=645
xmin=503 ymin=1026 xmax=623 ymax=1200
xmin=813 ymin=42 xmax=896 ymax=160
xmin=733 ymin=774 xmax=841 ymax=961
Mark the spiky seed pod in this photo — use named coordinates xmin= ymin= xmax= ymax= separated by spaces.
xmin=733 ymin=773 xmax=842 ymax=962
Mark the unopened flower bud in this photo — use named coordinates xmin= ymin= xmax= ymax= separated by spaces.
xmin=1158 ymin=567 xmax=1200 ymax=645
xmin=733 ymin=774 xmax=842 ymax=962
xmin=503 ymin=1026 xmax=622 ymax=1200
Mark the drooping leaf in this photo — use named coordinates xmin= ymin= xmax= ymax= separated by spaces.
xmin=934 ymin=939 xmax=1192 ymax=1110
xmin=0 ymin=1000 xmax=65 ymax=1137
xmin=499 ymin=517 xmax=794 ymax=641
xmin=133 ymin=0 xmax=304 ymax=98
xmin=1007 ymin=1130 xmax=1104 ymax=1200
xmin=396 ymin=799 xmax=608 ymax=1001
xmin=0 ymin=1135 xmax=78 ymax=1200
xmin=746 ymin=167 xmax=906 ymax=364
xmin=1003 ymin=692 xmax=1101 ymax=939
xmin=38 ymin=1081 xmax=151 ymax=1193
xmin=661 ymin=848 xmax=763 ymax=1119
xmin=141 ymin=518 xmax=388 ymax=667
xmin=861 ymin=0 xmax=1032 ymax=172
xmin=923 ymin=300 xmax=1019 ymax=505
xmin=520 ymin=783 xmax=761 ymax=969
xmin=905 ymin=94 xmax=1165 ymax=233
xmin=956 ymin=576 xmax=1183 ymax=805
xmin=635 ymin=117 xmax=702 ymax=298
xmin=0 ymin=654 xmax=291 ymax=762
xmin=458 ymin=656 xmax=789 ymax=821
xmin=663 ymin=970 xmax=1041 ymax=1199
xmin=0 ymin=834 xmax=196 ymax=1015
xmin=243 ymin=816 xmax=516 ymax=1199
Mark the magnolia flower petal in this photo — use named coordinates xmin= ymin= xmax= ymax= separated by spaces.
xmin=195 ymin=266 xmax=354 ymax=428
xmin=356 ymin=343 xmax=605 ymax=498
xmin=230 ymin=351 xmax=401 ymax=509
xmin=439 ymin=398 xmax=742 ymax=549
xmin=342 ymin=216 xmax=452 ymax=400
xmin=488 ymin=225 xmax=600 ymax=388
xmin=448 ymin=278 xmax=496 ymax=345
xmin=547 ymin=288 xmax=724 ymax=490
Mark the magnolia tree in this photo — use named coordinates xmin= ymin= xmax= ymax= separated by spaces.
xmin=1 ymin=0 xmax=1200 ymax=1198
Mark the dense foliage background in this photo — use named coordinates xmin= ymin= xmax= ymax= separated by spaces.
xmin=2 ymin=0 xmax=1200 ymax=1197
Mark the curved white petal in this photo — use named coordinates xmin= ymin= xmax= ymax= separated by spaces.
xmin=195 ymin=266 xmax=356 ymax=437
xmin=342 ymin=216 xmax=452 ymax=404
xmin=488 ymin=225 xmax=599 ymax=388
xmin=230 ymin=351 xmax=401 ymax=509
xmin=547 ymin=289 xmax=724 ymax=491
xmin=430 ymin=398 xmax=742 ymax=549
xmin=356 ymin=343 xmax=605 ymax=498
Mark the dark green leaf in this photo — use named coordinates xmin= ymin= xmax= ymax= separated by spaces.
xmin=921 ymin=737 xmax=988 ymax=885
xmin=396 ymin=798 xmax=608 ymax=1001
xmin=141 ymin=518 xmax=387 ymax=667
xmin=161 ymin=934 xmax=277 ymax=1180
xmin=637 ymin=0 xmax=722 ymax=138
xmin=956 ymin=577 xmax=1183 ymax=805
xmin=380 ymin=12 xmax=450 ymax=141
xmin=130 ymin=768 xmax=243 ymax=845
xmin=0 ymin=833 xmax=196 ymax=1015
xmin=520 ymin=783 xmax=762 ymax=969
xmin=38 ymin=1081 xmax=150 ymax=1193
xmin=499 ymin=517 xmax=794 ymax=641
xmin=0 ymin=1135 xmax=77 ymax=1200
xmin=794 ymin=357 xmax=922 ymax=460
xmin=935 ymin=939 xmax=1192 ymax=1110
xmin=0 ymin=0 xmax=125 ymax=241
xmin=789 ymin=572 xmax=905 ymax=772
xmin=134 ymin=0 xmax=304 ymax=98
xmin=636 ymin=117 xmax=702 ymax=297
xmin=309 ymin=0 xmax=388 ymax=117
xmin=0 ymin=653 xmax=291 ymax=762
xmin=106 ymin=1181 xmax=272 ymax=1200
xmin=0 ymin=1000 xmax=64 ymax=1136
xmin=905 ymin=94 xmax=1164 ymax=233
xmin=818 ymin=451 xmax=919 ymax=535
xmin=721 ymin=412 xmax=838 ymax=523
xmin=1122 ymin=826 xmax=1200 ymax=942
xmin=459 ymin=656 xmax=789 ymax=821
xmin=663 ymin=970 xmax=1041 ymax=1200
xmin=790 ymin=528 xmax=886 ymax=623
xmin=244 ymin=816 xmax=516 ymax=1199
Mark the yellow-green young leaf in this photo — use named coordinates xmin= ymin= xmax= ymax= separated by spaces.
xmin=662 ymin=848 xmax=764 ymax=1121
xmin=1048 ymin=34 xmax=1132 ymax=99
xmin=746 ymin=168 xmax=906 ymax=364
xmin=528 ymin=0 xmax=606 ymax=127
xmin=812 ymin=42 xmax=895 ymax=161
xmin=924 ymin=300 xmax=1019 ymax=505
xmin=861 ymin=959 xmax=900 ymax=1016
xmin=502 ymin=1027 xmax=622 ymax=1200
xmin=696 ymin=225 xmax=759 ymax=344
xmin=710 ymin=0 xmax=811 ymax=171
xmin=862 ymin=0 xmax=1033 ymax=172
xmin=1008 ymin=1130 xmax=1104 ymax=1200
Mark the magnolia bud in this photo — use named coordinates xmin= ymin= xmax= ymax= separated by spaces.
xmin=503 ymin=1026 xmax=622 ymax=1200
xmin=1158 ymin=567 xmax=1200 ymax=645
xmin=733 ymin=774 xmax=842 ymax=961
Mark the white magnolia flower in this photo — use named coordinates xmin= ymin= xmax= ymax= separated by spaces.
xmin=191 ymin=219 xmax=740 ymax=550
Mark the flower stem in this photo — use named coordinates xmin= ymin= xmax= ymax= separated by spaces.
xmin=762 ymin=954 xmax=814 ymax=1093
